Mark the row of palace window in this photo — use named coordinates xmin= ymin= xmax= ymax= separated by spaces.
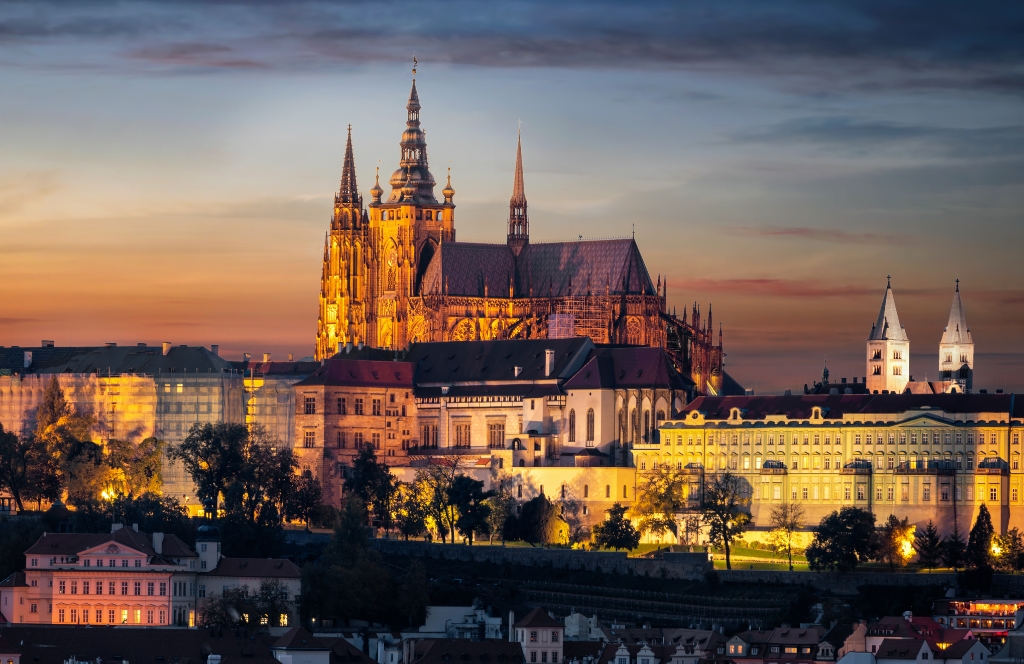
xmin=514 ymin=484 xmax=628 ymax=500
xmin=661 ymin=431 xmax=1018 ymax=446
xmin=760 ymin=482 xmax=1015 ymax=503
xmin=34 ymin=557 xmax=143 ymax=568
xmin=639 ymin=453 xmax=1017 ymax=472
xmin=302 ymin=429 xmax=389 ymax=450
xmin=57 ymin=607 xmax=165 ymax=625
xmin=58 ymin=580 xmax=167 ymax=596
xmin=305 ymin=394 xmax=407 ymax=416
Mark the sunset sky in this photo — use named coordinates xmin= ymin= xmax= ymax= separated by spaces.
xmin=2 ymin=1 xmax=1022 ymax=394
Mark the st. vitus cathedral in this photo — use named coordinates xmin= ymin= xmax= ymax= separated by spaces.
xmin=315 ymin=69 xmax=729 ymax=395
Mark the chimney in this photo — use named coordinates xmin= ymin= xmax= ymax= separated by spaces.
xmin=162 ymin=342 xmax=171 ymax=356
xmin=263 ymin=352 xmax=271 ymax=363
xmin=358 ymin=341 xmax=364 ymax=350
xmin=23 ymin=351 xmax=32 ymax=368
xmin=337 ymin=341 xmax=344 ymax=354
xmin=105 ymin=342 xmax=116 ymax=347
xmin=41 ymin=340 xmax=54 ymax=347
xmin=210 ymin=345 xmax=219 ymax=356
xmin=111 ymin=523 xmax=124 ymax=533
xmin=545 ymin=349 xmax=555 ymax=377
xmin=153 ymin=532 xmax=164 ymax=554
xmin=244 ymin=352 xmax=251 ymax=361
xmin=132 ymin=523 xmax=139 ymax=532
xmin=509 ymin=611 xmax=515 ymax=642
xmin=514 ymin=366 xmax=523 ymax=377
xmin=346 ymin=342 xmax=353 ymax=354
xmin=288 ymin=353 xmax=294 ymax=361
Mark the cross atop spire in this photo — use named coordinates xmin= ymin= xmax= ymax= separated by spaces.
xmin=337 ymin=123 xmax=359 ymax=205
xmin=507 ymin=129 xmax=529 ymax=256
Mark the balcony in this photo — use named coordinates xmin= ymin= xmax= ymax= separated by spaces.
xmin=841 ymin=460 xmax=873 ymax=475
xmin=977 ymin=458 xmax=1009 ymax=476
xmin=760 ymin=460 xmax=787 ymax=475
xmin=895 ymin=460 xmax=957 ymax=475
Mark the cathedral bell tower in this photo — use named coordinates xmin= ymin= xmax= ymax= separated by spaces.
xmin=866 ymin=276 xmax=910 ymax=394
xmin=939 ymin=280 xmax=973 ymax=392
xmin=316 ymin=124 xmax=369 ymax=360
xmin=363 ymin=61 xmax=456 ymax=349
xmin=507 ymin=131 xmax=529 ymax=257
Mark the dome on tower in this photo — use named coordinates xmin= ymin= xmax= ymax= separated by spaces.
xmin=370 ymin=171 xmax=384 ymax=203
xmin=442 ymin=171 xmax=455 ymax=201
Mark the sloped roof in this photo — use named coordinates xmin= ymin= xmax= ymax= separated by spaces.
xmin=317 ymin=635 xmax=379 ymax=664
xmin=563 ymin=346 xmax=693 ymax=391
xmin=273 ymin=626 xmax=329 ymax=650
xmin=940 ymin=287 xmax=972 ymax=345
xmin=514 ymin=607 xmax=561 ymax=628
xmin=0 ymin=344 xmax=234 ymax=376
xmin=24 ymin=529 xmax=193 ymax=559
xmin=938 ymin=640 xmax=984 ymax=659
xmin=295 ymin=359 xmax=415 ymax=388
xmin=204 ymin=557 xmax=302 ymax=579
xmin=875 ymin=638 xmax=928 ymax=659
xmin=679 ymin=393 xmax=1020 ymax=421
xmin=412 ymin=638 xmax=524 ymax=664
xmin=419 ymin=238 xmax=655 ymax=298
xmin=231 ymin=360 xmax=322 ymax=376
xmin=407 ymin=338 xmax=593 ymax=385
xmin=869 ymin=284 xmax=908 ymax=342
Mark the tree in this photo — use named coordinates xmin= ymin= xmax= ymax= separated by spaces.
xmin=966 ymin=504 xmax=995 ymax=571
xmin=348 ymin=448 xmax=398 ymax=530
xmin=941 ymin=524 xmax=967 ymax=571
xmin=914 ymin=520 xmax=943 ymax=570
xmin=700 ymin=472 xmax=751 ymax=570
xmin=450 ymin=475 xmax=493 ymax=545
xmin=108 ymin=494 xmax=192 ymax=543
xmin=105 ymin=437 xmax=164 ymax=499
xmin=633 ymin=465 xmax=687 ymax=541
xmin=767 ymin=502 xmax=805 ymax=571
xmin=289 ymin=471 xmax=324 ymax=531
xmin=806 ymin=506 xmax=877 ymax=572
xmin=32 ymin=377 xmax=94 ymax=504
xmin=0 ymin=423 xmax=34 ymax=511
xmin=876 ymin=514 xmax=916 ymax=571
xmin=414 ymin=459 xmax=462 ymax=543
xmin=592 ymin=503 xmax=641 ymax=551
xmin=992 ymin=528 xmax=1024 ymax=573
xmin=483 ymin=486 xmax=517 ymax=544
xmin=517 ymin=494 xmax=568 ymax=546
xmin=392 ymin=482 xmax=427 ymax=540
xmin=167 ymin=423 xmax=247 ymax=515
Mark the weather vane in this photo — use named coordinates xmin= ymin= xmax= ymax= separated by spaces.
xmin=412 ymin=56 xmax=418 ymax=78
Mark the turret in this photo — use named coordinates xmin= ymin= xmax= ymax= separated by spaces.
xmin=866 ymin=276 xmax=910 ymax=394
xmin=939 ymin=279 xmax=973 ymax=392
xmin=507 ymin=130 xmax=529 ymax=256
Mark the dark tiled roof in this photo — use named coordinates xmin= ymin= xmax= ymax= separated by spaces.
xmin=317 ymin=636 xmax=379 ymax=664
xmin=24 ymin=529 xmax=193 ymax=559
xmin=938 ymin=640 xmax=982 ymax=658
xmin=273 ymin=626 xmax=329 ymax=649
xmin=407 ymin=338 xmax=593 ymax=386
xmin=820 ymin=623 xmax=855 ymax=647
xmin=205 ymin=557 xmax=302 ymax=579
xmin=875 ymin=638 xmax=927 ymax=659
xmin=413 ymin=639 xmax=525 ymax=664
xmin=0 ymin=626 xmax=277 ymax=663
xmin=564 ymin=346 xmax=693 ymax=391
xmin=680 ymin=393 xmax=1020 ymax=422
xmin=420 ymin=238 xmax=655 ymax=298
xmin=514 ymin=607 xmax=562 ymax=628
xmin=295 ymin=360 xmax=416 ymax=388
xmin=0 ymin=571 xmax=26 ymax=587
xmin=0 ymin=344 xmax=234 ymax=376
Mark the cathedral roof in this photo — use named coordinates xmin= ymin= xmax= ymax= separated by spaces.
xmin=419 ymin=238 xmax=655 ymax=298
xmin=940 ymin=282 xmax=972 ymax=345
xmin=869 ymin=279 xmax=908 ymax=341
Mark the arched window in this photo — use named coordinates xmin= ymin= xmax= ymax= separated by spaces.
xmin=568 ymin=409 xmax=576 ymax=443
xmin=386 ymin=250 xmax=398 ymax=291
xmin=630 ymin=409 xmax=637 ymax=443
xmin=643 ymin=410 xmax=651 ymax=443
xmin=586 ymin=409 xmax=595 ymax=444
xmin=518 ymin=459 xmax=525 ymax=467
xmin=584 ymin=485 xmax=589 ymax=498
xmin=426 ymin=210 xmax=433 ymax=220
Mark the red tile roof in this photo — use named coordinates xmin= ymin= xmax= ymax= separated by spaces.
xmin=296 ymin=359 xmax=415 ymax=388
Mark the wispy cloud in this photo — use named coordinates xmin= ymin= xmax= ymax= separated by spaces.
xmin=678 ymin=278 xmax=880 ymax=298
xmin=2 ymin=0 xmax=1022 ymax=93
xmin=729 ymin=225 xmax=908 ymax=245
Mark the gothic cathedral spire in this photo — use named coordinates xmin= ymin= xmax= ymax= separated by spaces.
xmin=507 ymin=130 xmax=529 ymax=256
xmin=337 ymin=124 xmax=359 ymax=205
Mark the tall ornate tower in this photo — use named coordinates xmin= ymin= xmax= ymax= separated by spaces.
xmin=507 ymin=131 xmax=529 ymax=257
xmin=364 ymin=66 xmax=456 ymax=349
xmin=866 ymin=277 xmax=910 ymax=394
xmin=939 ymin=280 xmax=973 ymax=392
xmin=316 ymin=125 xmax=369 ymax=360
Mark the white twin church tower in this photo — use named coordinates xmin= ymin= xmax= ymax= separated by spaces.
xmin=866 ymin=277 xmax=974 ymax=394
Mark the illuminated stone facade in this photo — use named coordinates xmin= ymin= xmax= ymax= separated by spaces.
xmin=313 ymin=72 xmax=730 ymax=396
xmin=656 ymin=393 xmax=1024 ymax=536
